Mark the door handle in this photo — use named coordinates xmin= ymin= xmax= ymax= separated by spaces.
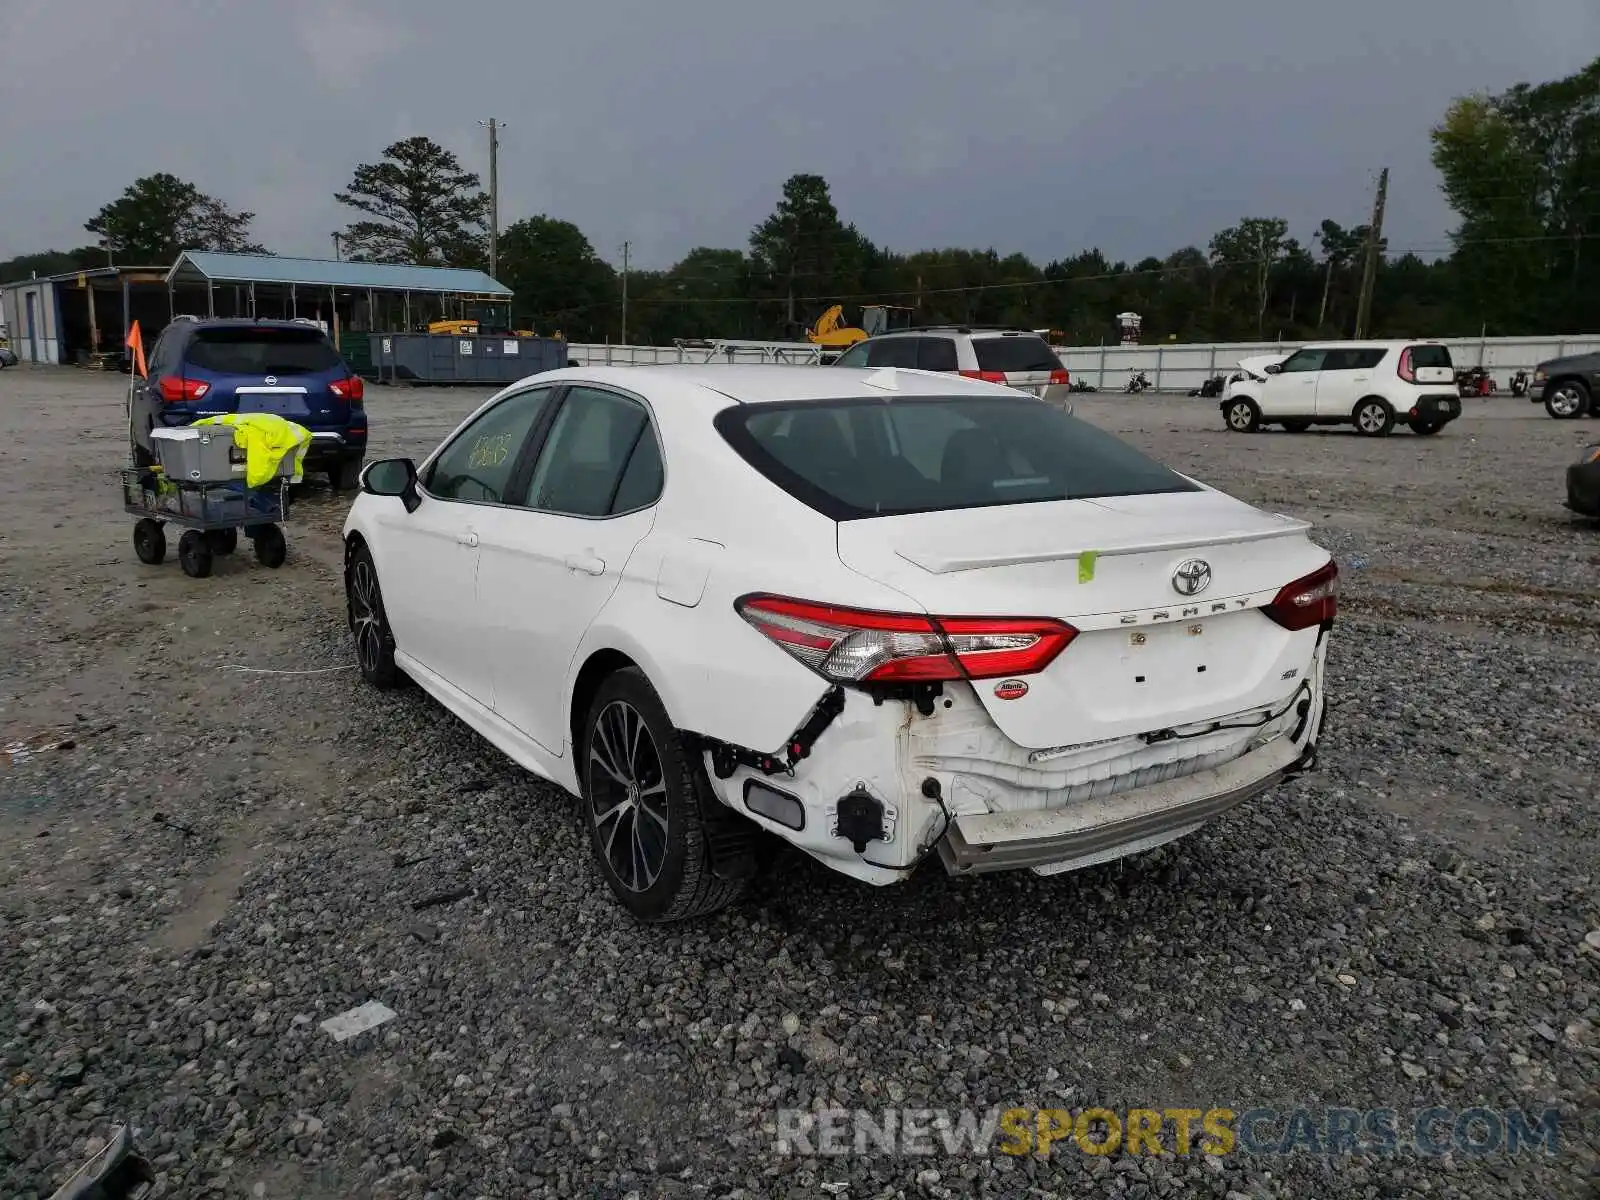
xmin=564 ymin=553 xmax=605 ymax=576
xmin=457 ymin=531 xmax=479 ymax=547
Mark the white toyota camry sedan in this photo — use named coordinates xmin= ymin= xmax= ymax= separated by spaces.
xmin=343 ymin=365 xmax=1335 ymax=922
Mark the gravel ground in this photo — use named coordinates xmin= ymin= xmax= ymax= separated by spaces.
xmin=1 ymin=367 xmax=1596 ymax=1199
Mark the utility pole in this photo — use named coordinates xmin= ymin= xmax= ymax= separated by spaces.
xmin=620 ymin=241 xmax=630 ymax=345
xmin=1353 ymin=168 xmax=1388 ymax=339
xmin=331 ymin=232 xmax=341 ymax=261
xmin=479 ymin=118 xmax=502 ymax=278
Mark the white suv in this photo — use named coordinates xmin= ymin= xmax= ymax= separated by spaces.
xmin=1221 ymin=340 xmax=1462 ymax=437
xmin=832 ymin=327 xmax=1071 ymax=401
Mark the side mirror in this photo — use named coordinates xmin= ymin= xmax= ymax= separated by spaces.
xmin=362 ymin=457 xmax=420 ymax=513
xmin=1264 ymin=363 xmax=1283 ymax=375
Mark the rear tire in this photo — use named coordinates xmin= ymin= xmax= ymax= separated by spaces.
xmin=330 ymin=457 xmax=363 ymax=492
xmin=1353 ymin=398 xmax=1395 ymax=437
xmin=1224 ymin=399 xmax=1261 ymax=433
xmin=1546 ymin=380 xmax=1590 ymax=419
xmin=580 ymin=668 xmax=748 ymax=923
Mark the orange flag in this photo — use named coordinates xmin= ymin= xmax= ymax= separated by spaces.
xmin=126 ymin=321 xmax=147 ymax=378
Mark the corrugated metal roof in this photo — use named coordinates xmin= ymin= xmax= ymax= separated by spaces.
xmin=168 ymin=251 xmax=510 ymax=296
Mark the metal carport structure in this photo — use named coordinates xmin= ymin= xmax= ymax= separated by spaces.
xmin=163 ymin=252 xmax=512 ymax=353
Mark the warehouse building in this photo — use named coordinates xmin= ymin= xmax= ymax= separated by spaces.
xmin=1 ymin=252 xmax=511 ymax=367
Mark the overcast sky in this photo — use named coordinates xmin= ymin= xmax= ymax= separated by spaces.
xmin=1 ymin=0 xmax=1595 ymax=272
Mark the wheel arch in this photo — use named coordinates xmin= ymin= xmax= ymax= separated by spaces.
xmin=1352 ymin=394 xmax=1394 ymax=417
xmin=569 ymin=647 xmax=642 ymax=765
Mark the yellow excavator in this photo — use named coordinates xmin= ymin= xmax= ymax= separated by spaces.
xmin=797 ymin=304 xmax=916 ymax=348
xmin=424 ymin=301 xmax=546 ymax=339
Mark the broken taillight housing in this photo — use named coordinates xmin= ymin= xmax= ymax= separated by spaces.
xmin=735 ymin=594 xmax=1077 ymax=683
xmin=1262 ymin=560 xmax=1339 ymax=631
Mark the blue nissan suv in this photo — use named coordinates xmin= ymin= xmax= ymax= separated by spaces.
xmin=130 ymin=317 xmax=368 ymax=490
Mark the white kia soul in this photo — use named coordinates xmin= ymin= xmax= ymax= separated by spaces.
xmin=1221 ymin=340 xmax=1462 ymax=436
xmin=344 ymin=366 xmax=1334 ymax=922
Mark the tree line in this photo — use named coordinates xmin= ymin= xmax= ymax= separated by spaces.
xmin=5 ymin=56 xmax=1596 ymax=345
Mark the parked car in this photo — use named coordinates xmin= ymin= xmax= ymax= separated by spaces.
xmin=830 ymin=326 xmax=1071 ymax=401
xmin=343 ymin=365 xmax=1334 ymax=922
xmin=129 ymin=317 xmax=367 ymax=490
xmin=1567 ymin=443 xmax=1600 ymax=518
xmin=0 ymin=346 xmax=17 ymax=368
xmin=1221 ymin=340 xmax=1461 ymax=436
xmin=1531 ymin=351 xmax=1600 ymax=419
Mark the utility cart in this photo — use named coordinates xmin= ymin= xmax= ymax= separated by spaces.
xmin=122 ymin=467 xmax=291 ymax=578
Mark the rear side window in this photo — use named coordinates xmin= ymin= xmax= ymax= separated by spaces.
xmin=184 ymin=327 xmax=342 ymax=375
xmin=1406 ymin=345 xmax=1453 ymax=369
xmin=917 ymin=338 xmax=958 ymax=372
xmin=1322 ymin=348 xmax=1387 ymax=370
xmin=717 ymin=395 xmax=1196 ymax=520
xmin=523 ymin=386 xmax=658 ymax=516
xmin=865 ymin=339 xmax=919 ymax=369
xmin=972 ymin=335 xmax=1061 ymax=373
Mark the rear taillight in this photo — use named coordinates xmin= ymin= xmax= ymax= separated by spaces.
xmin=735 ymin=594 xmax=1077 ymax=683
xmin=1048 ymin=369 xmax=1070 ymax=385
xmin=1396 ymin=349 xmax=1415 ymax=383
xmin=959 ymin=370 xmax=1009 ymax=385
xmin=330 ymin=376 xmax=365 ymax=406
xmin=1262 ymin=560 xmax=1338 ymax=631
xmin=158 ymin=377 xmax=210 ymax=403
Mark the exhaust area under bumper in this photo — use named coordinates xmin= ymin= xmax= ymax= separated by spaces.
xmin=935 ymin=731 xmax=1304 ymax=876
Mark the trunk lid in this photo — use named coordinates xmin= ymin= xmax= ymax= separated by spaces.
xmin=834 ymin=489 xmax=1329 ymax=748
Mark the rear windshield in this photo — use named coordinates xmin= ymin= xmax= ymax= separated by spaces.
xmin=716 ymin=395 xmax=1196 ymax=520
xmin=184 ymin=328 xmax=342 ymax=375
xmin=972 ymin=335 xmax=1061 ymax=374
xmin=1407 ymin=344 xmax=1453 ymax=369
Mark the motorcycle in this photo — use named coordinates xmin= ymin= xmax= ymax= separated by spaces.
xmin=1455 ymin=366 xmax=1497 ymax=398
xmin=1068 ymin=378 xmax=1097 ymax=393
xmin=1189 ymin=374 xmax=1226 ymax=398
xmin=1124 ymin=370 xmax=1151 ymax=394
xmin=1509 ymin=369 xmax=1531 ymax=398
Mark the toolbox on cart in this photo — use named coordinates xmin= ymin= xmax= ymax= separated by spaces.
xmin=150 ymin=426 xmax=244 ymax=483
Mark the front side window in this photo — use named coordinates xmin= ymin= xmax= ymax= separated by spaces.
xmin=522 ymin=386 xmax=660 ymax=516
xmin=717 ymin=395 xmax=1196 ymax=520
xmin=424 ymin=387 xmax=552 ymax=504
xmin=1277 ymin=349 xmax=1327 ymax=374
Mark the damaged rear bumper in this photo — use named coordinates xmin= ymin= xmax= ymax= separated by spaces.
xmin=936 ymin=731 xmax=1306 ymax=875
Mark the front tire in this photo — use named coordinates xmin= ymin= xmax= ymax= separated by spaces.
xmin=177 ymin=530 xmax=213 ymax=578
xmin=1224 ymin=398 xmax=1261 ymax=433
xmin=1354 ymin=398 xmax=1396 ymax=437
xmin=252 ymin=524 xmax=287 ymax=568
xmin=346 ymin=543 xmax=402 ymax=688
xmin=581 ymin=668 xmax=747 ymax=923
xmin=1546 ymin=380 xmax=1590 ymax=419
xmin=133 ymin=519 xmax=166 ymax=565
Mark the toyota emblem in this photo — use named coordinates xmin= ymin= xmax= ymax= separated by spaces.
xmin=1171 ymin=559 xmax=1212 ymax=597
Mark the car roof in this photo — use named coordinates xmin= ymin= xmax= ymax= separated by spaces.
xmin=1300 ymin=339 xmax=1443 ymax=350
xmin=170 ymin=317 xmax=331 ymax=334
xmin=535 ymin=364 xmax=1028 ymax=406
xmin=864 ymin=326 xmax=1044 ymax=339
